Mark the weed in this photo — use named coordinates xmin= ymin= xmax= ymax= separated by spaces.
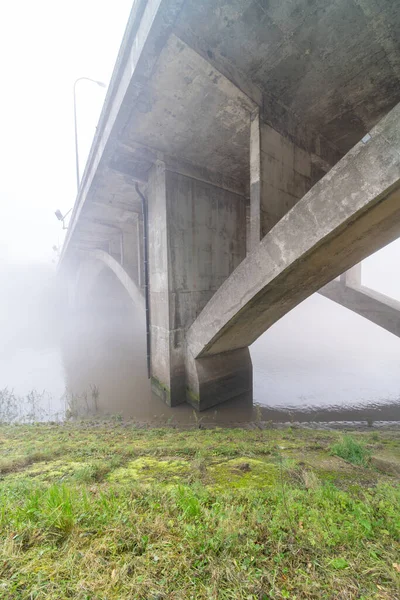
xmin=300 ymin=468 xmax=320 ymax=490
xmin=331 ymin=435 xmax=371 ymax=466
xmin=0 ymin=388 xmax=19 ymax=423
xmin=90 ymin=384 xmax=100 ymax=412
xmin=192 ymin=409 xmax=204 ymax=429
xmin=0 ymin=388 xmax=65 ymax=424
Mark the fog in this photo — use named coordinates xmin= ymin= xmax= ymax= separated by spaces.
xmin=1 ymin=1 xmax=400 ymax=423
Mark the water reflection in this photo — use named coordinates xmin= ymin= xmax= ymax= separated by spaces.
xmin=59 ymin=269 xmax=400 ymax=425
xmin=1 ymin=264 xmax=400 ymax=424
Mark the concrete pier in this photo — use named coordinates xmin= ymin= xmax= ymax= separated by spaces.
xmin=147 ymin=161 xmax=246 ymax=405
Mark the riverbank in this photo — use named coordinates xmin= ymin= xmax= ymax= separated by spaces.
xmin=1 ymin=423 xmax=399 ymax=599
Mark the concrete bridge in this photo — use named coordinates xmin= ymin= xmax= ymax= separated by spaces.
xmin=60 ymin=0 xmax=400 ymax=410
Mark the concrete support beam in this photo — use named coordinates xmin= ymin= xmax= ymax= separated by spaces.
xmin=320 ymin=280 xmax=400 ymax=338
xmin=72 ymin=249 xmax=144 ymax=312
xmin=147 ymin=160 xmax=247 ymax=407
xmin=87 ymin=249 xmax=144 ymax=312
xmin=260 ymin=120 xmax=313 ymax=236
xmin=187 ymin=103 xmax=400 ymax=361
xmin=147 ymin=161 xmax=179 ymax=404
xmin=249 ymin=109 xmax=315 ymax=246
xmin=249 ymin=110 xmax=262 ymax=251
xmin=340 ymin=263 xmax=362 ymax=287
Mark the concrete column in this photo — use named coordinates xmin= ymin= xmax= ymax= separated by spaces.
xmin=250 ymin=114 xmax=313 ymax=239
xmin=340 ymin=263 xmax=362 ymax=288
xmin=147 ymin=161 xmax=177 ymax=404
xmin=147 ymin=160 xmax=247 ymax=407
xmin=249 ymin=109 xmax=263 ymax=252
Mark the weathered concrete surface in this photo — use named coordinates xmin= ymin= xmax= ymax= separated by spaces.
xmin=148 ymin=161 xmax=247 ymax=406
xmin=250 ymin=108 xmax=317 ymax=247
xmin=187 ymin=103 xmax=400 ymax=360
xmin=175 ymin=0 xmax=400 ymax=154
xmin=186 ymin=348 xmax=252 ymax=411
xmin=60 ymin=0 xmax=400 ymax=267
xmin=320 ymin=280 xmax=400 ymax=339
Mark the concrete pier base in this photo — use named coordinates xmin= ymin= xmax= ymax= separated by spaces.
xmin=186 ymin=348 xmax=252 ymax=412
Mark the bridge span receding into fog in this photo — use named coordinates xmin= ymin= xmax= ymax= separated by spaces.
xmin=60 ymin=0 xmax=400 ymax=410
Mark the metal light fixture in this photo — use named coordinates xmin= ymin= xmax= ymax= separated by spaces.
xmin=54 ymin=208 xmax=72 ymax=230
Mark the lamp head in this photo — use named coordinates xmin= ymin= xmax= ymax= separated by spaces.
xmin=54 ymin=209 xmax=63 ymax=221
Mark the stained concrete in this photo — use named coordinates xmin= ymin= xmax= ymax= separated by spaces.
xmin=186 ymin=348 xmax=252 ymax=411
xmin=60 ymin=0 xmax=400 ymax=265
xmin=187 ymin=103 xmax=400 ymax=359
xmin=250 ymin=109 xmax=315 ymax=245
xmin=175 ymin=0 xmax=400 ymax=154
xmin=148 ymin=161 xmax=247 ymax=406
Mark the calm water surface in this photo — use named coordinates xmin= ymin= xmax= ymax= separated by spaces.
xmin=1 ymin=266 xmax=400 ymax=424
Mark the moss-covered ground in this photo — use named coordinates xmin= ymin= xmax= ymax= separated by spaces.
xmin=0 ymin=423 xmax=399 ymax=599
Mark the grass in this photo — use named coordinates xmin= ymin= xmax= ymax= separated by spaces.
xmin=331 ymin=435 xmax=371 ymax=466
xmin=0 ymin=423 xmax=399 ymax=599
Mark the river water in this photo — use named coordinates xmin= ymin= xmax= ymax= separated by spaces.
xmin=1 ymin=264 xmax=400 ymax=425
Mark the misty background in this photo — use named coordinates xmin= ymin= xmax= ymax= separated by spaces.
xmin=1 ymin=1 xmax=400 ymax=420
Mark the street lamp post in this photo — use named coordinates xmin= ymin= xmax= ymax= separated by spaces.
xmin=73 ymin=77 xmax=106 ymax=192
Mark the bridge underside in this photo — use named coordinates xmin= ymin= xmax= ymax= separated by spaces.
xmin=61 ymin=0 xmax=400 ymax=410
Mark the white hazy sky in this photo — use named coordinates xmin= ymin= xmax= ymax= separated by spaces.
xmin=0 ymin=0 xmax=132 ymax=264
xmin=0 ymin=0 xmax=399 ymax=299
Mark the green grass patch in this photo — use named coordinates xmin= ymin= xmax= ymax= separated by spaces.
xmin=0 ymin=423 xmax=399 ymax=599
xmin=331 ymin=435 xmax=371 ymax=466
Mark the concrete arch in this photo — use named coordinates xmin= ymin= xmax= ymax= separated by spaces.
xmin=73 ymin=249 xmax=144 ymax=312
xmin=184 ymin=103 xmax=400 ymax=410
xmin=187 ymin=103 xmax=400 ymax=360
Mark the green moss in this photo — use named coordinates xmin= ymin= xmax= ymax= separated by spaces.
xmin=108 ymin=456 xmax=191 ymax=484
xmin=151 ymin=376 xmax=171 ymax=403
xmin=3 ymin=459 xmax=90 ymax=483
xmin=186 ymin=386 xmax=199 ymax=407
xmin=108 ymin=455 xmax=279 ymax=490
xmin=207 ymin=458 xmax=278 ymax=489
